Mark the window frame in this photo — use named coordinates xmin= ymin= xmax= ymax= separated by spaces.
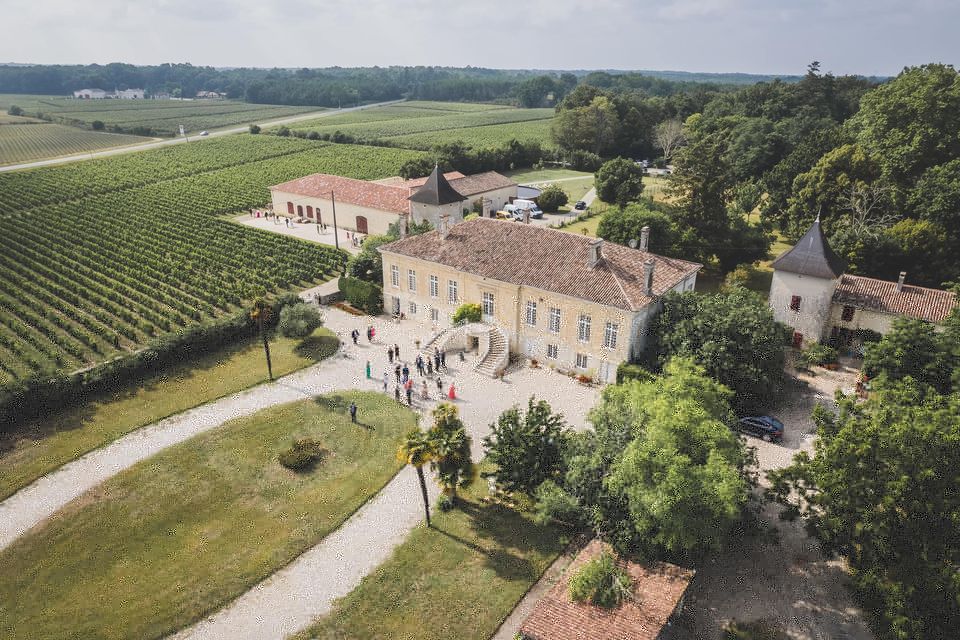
xmin=447 ymin=280 xmax=458 ymax=304
xmin=548 ymin=307 xmax=561 ymax=334
xmin=525 ymin=301 xmax=537 ymax=326
xmin=577 ymin=313 xmax=592 ymax=343
xmin=407 ymin=269 xmax=417 ymax=292
xmin=603 ymin=321 xmax=619 ymax=349
xmin=429 ymin=275 xmax=439 ymax=298
xmin=482 ymin=291 xmax=495 ymax=316
xmin=841 ymin=305 xmax=855 ymax=321
xmin=575 ymin=353 xmax=588 ymax=369
xmin=547 ymin=343 xmax=559 ymax=359
xmin=390 ymin=264 xmax=399 ymax=287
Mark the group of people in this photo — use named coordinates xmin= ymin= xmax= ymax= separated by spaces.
xmin=350 ymin=326 xmax=377 ymax=345
xmin=345 ymin=230 xmax=365 ymax=248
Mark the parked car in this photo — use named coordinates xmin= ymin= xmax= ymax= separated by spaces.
xmin=199 ymin=130 xmax=209 ymax=136
xmin=511 ymin=207 xmax=543 ymax=220
xmin=735 ymin=416 xmax=784 ymax=442
xmin=574 ymin=200 xmax=587 ymax=211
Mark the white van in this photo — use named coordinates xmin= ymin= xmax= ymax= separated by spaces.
xmin=511 ymin=199 xmax=543 ymax=219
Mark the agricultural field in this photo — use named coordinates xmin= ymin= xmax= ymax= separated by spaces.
xmin=286 ymin=102 xmax=555 ymax=149
xmin=385 ymin=118 xmax=555 ymax=150
xmin=0 ymin=94 xmax=320 ymax=136
xmin=0 ymin=122 xmax=149 ymax=165
xmin=0 ymin=135 xmax=425 ymax=384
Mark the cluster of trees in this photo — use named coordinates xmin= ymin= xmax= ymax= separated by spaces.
xmin=397 ymin=139 xmax=546 ymax=178
xmin=770 ymin=310 xmax=960 ymax=639
xmin=483 ymin=363 xmax=754 ymax=562
xmin=397 ymin=403 xmax=475 ymax=526
xmin=559 ymin=63 xmax=960 ymax=288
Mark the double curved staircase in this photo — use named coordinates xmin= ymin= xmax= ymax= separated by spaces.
xmin=420 ymin=322 xmax=509 ymax=378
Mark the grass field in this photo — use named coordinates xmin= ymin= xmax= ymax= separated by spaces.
xmin=0 ymin=327 xmax=338 ymax=501
xmin=0 ymin=122 xmax=149 ymax=165
xmin=384 ymin=118 xmax=555 ymax=150
xmin=0 ymin=391 xmax=416 ymax=640
xmin=0 ymin=93 xmax=321 ymax=136
xmin=505 ymin=168 xmax=593 ymax=183
xmin=296 ymin=474 xmax=566 ymax=640
xmin=0 ymin=135 xmax=423 ymax=384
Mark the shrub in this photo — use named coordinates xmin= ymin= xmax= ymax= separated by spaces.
xmin=568 ymin=551 xmax=632 ymax=609
xmin=7 ymin=105 xmax=23 ymax=116
xmin=338 ymin=276 xmax=383 ymax=314
xmin=799 ymin=343 xmax=839 ymax=367
xmin=452 ymin=302 xmax=482 ymax=324
xmin=615 ymin=362 xmax=654 ymax=384
xmin=306 ymin=131 xmax=321 ymax=140
xmin=436 ymin=494 xmax=455 ymax=512
xmin=248 ymin=124 xmax=261 ymax=134
xmin=533 ymin=480 xmax=582 ymax=527
xmin=278 ymin=438 xmax=328 ymax=471
xmin=276 ymin=126 xmax=290 ymax=137
xmin=538 ymin=184 xmax=569 ymax=212
xmin=278 ymin=302 xmax=323 ymax=338
xmin=91 ymin=120 xmax=105 ymax=131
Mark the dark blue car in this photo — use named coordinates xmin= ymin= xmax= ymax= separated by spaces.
xmin=736 ymin=416 xmax=784 ymax=442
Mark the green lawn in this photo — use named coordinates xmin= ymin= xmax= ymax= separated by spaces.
xmin=297 ymin=477 xmax=567 ymax=640
xmin=505 ymin=167 xmax=593 ymax=183
xmin=0 ymin=327 xmax=339 ymax=501
xmin=0 ymin=391 xmax=416 ymax=640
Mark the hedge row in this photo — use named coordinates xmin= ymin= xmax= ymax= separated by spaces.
xmin=0 ymin=293 xmax=301 ymax=430
xmin=338 ymin=276 xmax=383 ymax=315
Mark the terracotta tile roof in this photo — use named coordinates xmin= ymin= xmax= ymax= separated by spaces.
xmin=402 ymin=171 xmax=465 ymax=188
xmin=833 ymin=274 xmax=957 ymax=323
xmin=520 ymin=539 xmax=694 ymax=640
xmin=447 ymin=171 xmax=517 ymax=196
xmin=270 ymin=174 xmax=410 ymax=215
xmin=379 ymin=218 xmax=701 ymax=312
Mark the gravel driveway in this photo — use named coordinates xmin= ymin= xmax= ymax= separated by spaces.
xmin=674 ymin=360 xmax=876 ymax=640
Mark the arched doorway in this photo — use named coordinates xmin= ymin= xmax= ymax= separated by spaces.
xmin=356 ymin=216 xmax=368 ymax=234
xmin=297 ymin=205 xmax=303 ymax=217
xmin=306 ymin=205 xmax=314 ymax=219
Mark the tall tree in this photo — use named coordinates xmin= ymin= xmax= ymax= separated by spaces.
xmin=594 ymin=157 xmax=645 ymax=207
xmin=427 ymin=403 xmax=474 ymax=502
xmin=653 ymin=118 xmax=687 ymax=161
xmin=482 ymin=397 xmax=569 ymax=494
xmin=768 ymin=383 xmax=960 ymax=640
xmin=397 ymin=428 xmax=435 ymax=527
xmin=650 ymin=289 xmax=787 ymax=414
xmin=249 ymin=295 xmax=273 ymax=381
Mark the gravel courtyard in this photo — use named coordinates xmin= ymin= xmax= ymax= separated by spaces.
xmin=673 ymin=359 xmax=877 ymax=640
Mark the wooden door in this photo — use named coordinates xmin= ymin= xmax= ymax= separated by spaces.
xmin=356 ymin=216 xmax=368 ymax=234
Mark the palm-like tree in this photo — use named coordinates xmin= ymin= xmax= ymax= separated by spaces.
xmin=250 ymin=296 xmax=274 ymax=380
xmin=428 ymin=403 xmax=475 ymax=502
xmin=397 ymin=428 xmax=434 ymax=527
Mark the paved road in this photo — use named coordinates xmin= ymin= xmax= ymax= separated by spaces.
xmin=0 ymin=100 xmax=404 ymax=173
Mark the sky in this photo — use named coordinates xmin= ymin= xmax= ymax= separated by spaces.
xmin=4 ymin=0 xmax=958 ymax=76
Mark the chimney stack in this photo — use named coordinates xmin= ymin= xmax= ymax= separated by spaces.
xmin=399 ymin=213 xmax=408 ymax=238
xmin=439 ymin=213 xmax=450 ymax=239
xmin=587 ymin=238 xmax=603 ymax=268
xmin=643 ymin=258 xmax=655 ymax=296
xmin=897 ymin=271 xmax=907 ymax=292
xmin=639 ymin=225 xmax=650 ymax=252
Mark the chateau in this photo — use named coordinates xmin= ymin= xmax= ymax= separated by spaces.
xmin=379 ymin=216 xmax=701 ymax=383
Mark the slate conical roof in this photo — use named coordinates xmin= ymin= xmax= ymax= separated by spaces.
xmin=772 ymin=217 xmax=847 ymax=279
xmin=408 ymin=165 xmax=465 ymax=205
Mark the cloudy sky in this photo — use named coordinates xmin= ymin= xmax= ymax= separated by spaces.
xmin=4 ymin=0 xmax=958 ymax=76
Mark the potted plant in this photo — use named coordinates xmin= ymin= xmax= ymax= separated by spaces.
xmin=529 ymin=358 xmax=539 ymax=368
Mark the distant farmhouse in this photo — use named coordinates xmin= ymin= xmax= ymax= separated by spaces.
xmin=196 ymin=90 xmax=227 ymax=99
xmin=769 ymin=217 xmax=957 ymax=350
xmin=72 ymin=88 xmax=145 ymax=99
xmin=270 ymin=166 xmax=517 ymax=234
xmin=379 ymin=216 xmax=700 ymax=383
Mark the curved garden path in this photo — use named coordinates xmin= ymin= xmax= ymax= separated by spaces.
xmin=0 ymin=307 xmax=598 ymax=638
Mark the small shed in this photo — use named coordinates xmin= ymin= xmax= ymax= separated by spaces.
xmin=519 ymin=539 xmax=694 ymax=640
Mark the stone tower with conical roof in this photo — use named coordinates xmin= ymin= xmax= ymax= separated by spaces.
xmin=768 ymin=216 xmax=847 ymax=347
xmin=407 ymin=165 xmax=466 ymax=228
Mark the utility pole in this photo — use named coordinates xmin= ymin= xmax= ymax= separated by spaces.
xmin=331 ymin=191 xmax=339 ymax=251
